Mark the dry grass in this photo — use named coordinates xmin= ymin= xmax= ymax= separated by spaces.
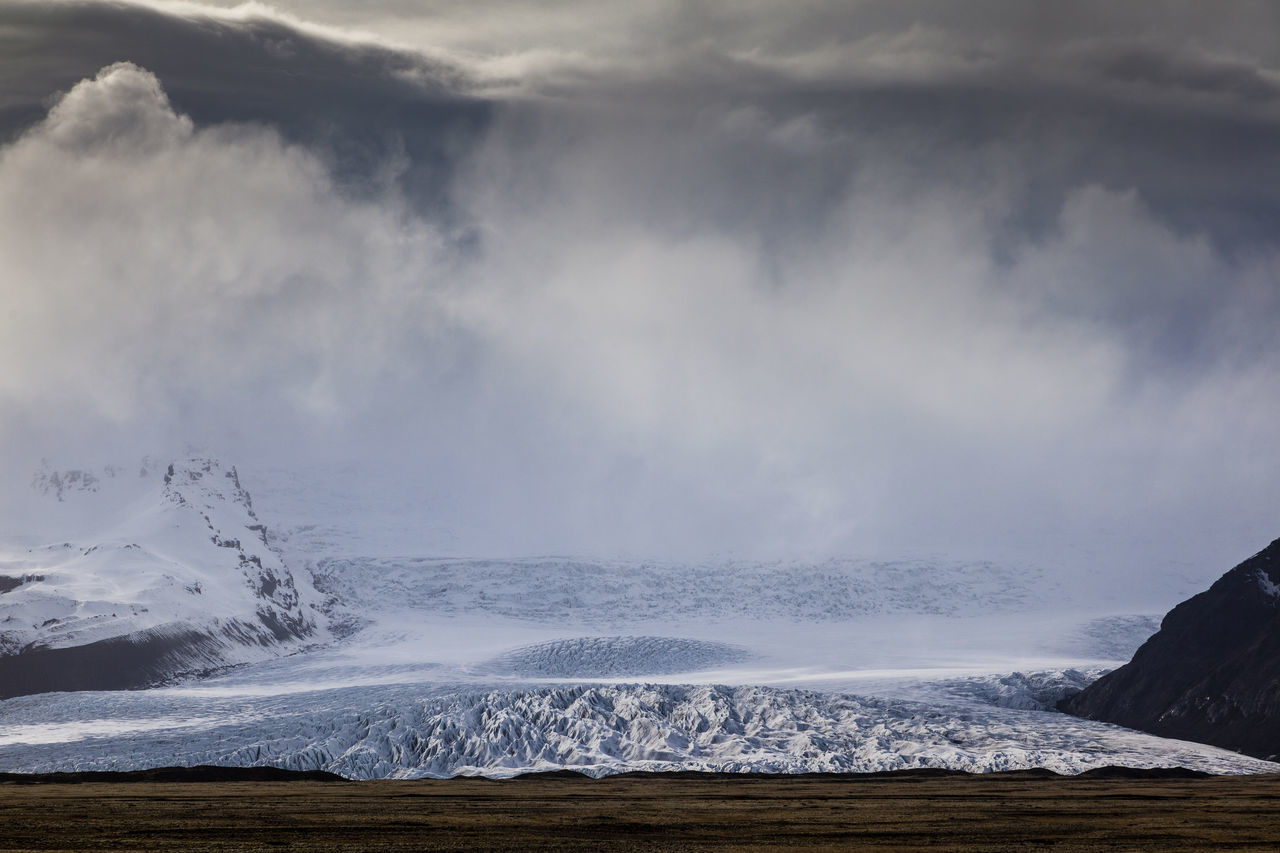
xmin=3 ymin=772 xmax=1280 ymax=851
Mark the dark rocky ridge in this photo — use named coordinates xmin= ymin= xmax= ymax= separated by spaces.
xmin=0 ymin=617 xmax=307 ymax=699
xmin=1060 ymin=537 xmax=1280 ymax=761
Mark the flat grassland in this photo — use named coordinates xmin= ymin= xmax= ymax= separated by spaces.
xmin=3 ymin=770 xmax=1280 ymax=851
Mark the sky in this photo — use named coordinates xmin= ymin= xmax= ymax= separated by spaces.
xmin=1 ymin=0 xmax=1279 ymax=578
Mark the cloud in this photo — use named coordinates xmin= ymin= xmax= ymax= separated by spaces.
xmin=0 ymin=62 xmax=449 ymax=435
xmin=1 ymin=3 xmax=1279 ymax=583
xmin=445 ymin=111 xmax=1280 ymax=564
xmin=218 ymin=0 xmax=1280 ymax=120
xmin=0 ymin=0 xmax=488 ymax=213
xmin=38 ymin=59 xmax=193 ymax=153
xmin=6 ymin=2 xmax=1280 ymax=251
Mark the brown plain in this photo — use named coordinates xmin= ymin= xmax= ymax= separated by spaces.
xmin=4 ymin=772 xmax=1280 ymax=851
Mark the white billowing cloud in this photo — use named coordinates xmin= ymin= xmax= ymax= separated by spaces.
xmin=40 ymin=61 xmax=194 ymax=153
xmin=0 ymin=62 xmax=447 ymax=430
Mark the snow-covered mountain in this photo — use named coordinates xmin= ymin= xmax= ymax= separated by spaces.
xmin=0 ymin=457 xmax=324 ymax=697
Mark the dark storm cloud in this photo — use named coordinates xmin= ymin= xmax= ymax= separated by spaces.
xmin=0 ymin=0 xmax=489 ymax=209
xmin=406 ymin=0 xmax=1280 ymax=259
xmin=5 ymin=1 xmax=1278 ymax=252
xmin=1090 ymin=42 xmax=1280 ymax=102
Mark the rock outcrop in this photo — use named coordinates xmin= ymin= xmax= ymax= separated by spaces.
xmin=1060 ymin=538 xmax=1280 ymax=761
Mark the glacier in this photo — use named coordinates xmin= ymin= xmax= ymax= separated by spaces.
xmin=2 ymin=671 xmax=1274 ymax=778
xmin=0 ymin=457 xmax=1275 ymax=778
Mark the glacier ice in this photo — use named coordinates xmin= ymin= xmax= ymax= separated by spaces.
xmin=2 ymin=457 xmax=1275 ymax=779
xmin=1 ymin=678 xmax=1274 ymax=779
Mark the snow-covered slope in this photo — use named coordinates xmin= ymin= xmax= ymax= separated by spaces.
xmin=0 ymin=458 xmax=324 ymax=696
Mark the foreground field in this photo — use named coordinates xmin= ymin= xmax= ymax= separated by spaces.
xmin=3 ymin=771 xmax=1280 ymax=851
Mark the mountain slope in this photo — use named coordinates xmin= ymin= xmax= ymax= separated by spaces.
xmin=0 ymin=457 xmax=324 ymax=697
xmin=1060 ymin=537 xmax=1280 ymax=760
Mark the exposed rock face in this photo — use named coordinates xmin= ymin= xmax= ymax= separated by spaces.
xmin=1060 ymin=538 xmax=1280 ymax=761
xmin=0 ymin=624 xmax=233 ymax=698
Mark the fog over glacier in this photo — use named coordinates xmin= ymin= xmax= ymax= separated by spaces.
xmin=2 ymin=0 xmax=1280 ymax=584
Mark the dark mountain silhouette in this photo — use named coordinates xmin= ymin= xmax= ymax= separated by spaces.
xmin=1060 ymin=538 xmax=1280 ymax=761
